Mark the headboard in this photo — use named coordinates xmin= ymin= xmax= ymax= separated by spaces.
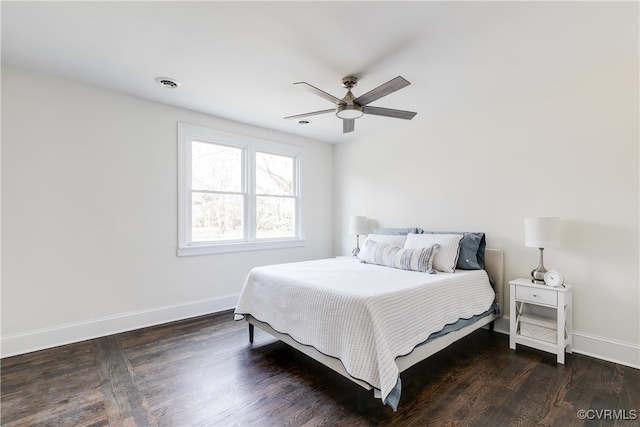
xmin=483 ymin=248 xmax=504 ymax=315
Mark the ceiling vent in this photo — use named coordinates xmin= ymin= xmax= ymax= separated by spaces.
xmin=155 ymin=77 xmax=181 ymax=89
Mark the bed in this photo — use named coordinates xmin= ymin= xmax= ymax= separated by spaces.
xmin=234 ymin=232 xmax=503 ymax=410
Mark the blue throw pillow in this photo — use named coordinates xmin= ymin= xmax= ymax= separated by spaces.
xmin=420 ymin=231 xmax=485 ymax=270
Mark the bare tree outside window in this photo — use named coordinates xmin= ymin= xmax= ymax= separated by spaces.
xmin=191 ymin=142 xmax=244 ymax=241
xmin=256 ymin=152 xmax=295 ymax=239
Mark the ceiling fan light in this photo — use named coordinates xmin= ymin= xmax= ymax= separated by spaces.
xmin=336 ymin=105 xmax=363 ymax=119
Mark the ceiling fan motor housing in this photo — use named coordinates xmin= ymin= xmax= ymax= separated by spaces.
xmin=336 ymin=88 xmax=363 ymax=119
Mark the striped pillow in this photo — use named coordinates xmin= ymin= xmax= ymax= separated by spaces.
xmin=357 ymin=234 xmax=408 ymax=261
xmin=360 ymin=239 xmax=439 ymax=273
xmin=404 ymin=233 xmax=464 ymax=273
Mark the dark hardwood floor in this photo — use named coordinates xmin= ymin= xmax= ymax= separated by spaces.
xmin=2 ymin=310 xmax=638 ymax=426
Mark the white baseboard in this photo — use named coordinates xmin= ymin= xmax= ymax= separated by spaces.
xmin=493 ymin=316 xmax=510 ymax=335
xmin=499 ymin=315 xmax=639 ymax=369
xmin=1 ymin=295 xmax=239 ymax=358
xmin=571 ymin=331 xmax=640 ymax=369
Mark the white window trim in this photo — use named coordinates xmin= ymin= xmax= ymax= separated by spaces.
xmin=177 ymin=122 xmax=305 ymax=256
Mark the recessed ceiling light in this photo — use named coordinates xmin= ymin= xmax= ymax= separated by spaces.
xmin=155 ymin=77 xmax=181 ymax=89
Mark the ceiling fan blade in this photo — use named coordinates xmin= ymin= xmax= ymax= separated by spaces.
xmin=294 ymin=82 xmax=343 ymax=105
xmin=354 ymin=76 xmax=411 ymax=106
xmin=363 ymin=106 xmax=417 ymax=120
xmin=284 ymin=109 xmax=335 ymax=120
xmin=343 ymin=119 xmax=355 ymax=133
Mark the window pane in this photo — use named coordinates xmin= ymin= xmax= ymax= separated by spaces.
xmin=192 ymin=141 xmax=242 ymax=192
xmin=256 ymin=152 xmax=293 ymax=196
xmin=256 ymin=196 xmax=294 ymax=239
xmin=192 ymin=192 xmax=243 ymax=241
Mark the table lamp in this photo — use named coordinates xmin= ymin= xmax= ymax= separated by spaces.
xmin=349 ymin=216 xmax=368 ymax=257
xmin=524 ymin=217 xmax=559 ymax=283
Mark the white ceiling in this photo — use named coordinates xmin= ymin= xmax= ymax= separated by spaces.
xmin=2 ymin=1 xmax=637 ymax=144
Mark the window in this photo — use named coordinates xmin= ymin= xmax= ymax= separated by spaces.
xmin=178 ymin=123 xmax=304 ymax=256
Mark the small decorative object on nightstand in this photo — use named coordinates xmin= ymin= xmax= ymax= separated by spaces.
xmin=509 ymin=278 xmax=572 ymax=364
xmin=543 ymin=269 xmax=564 ymax=287
xmin=349 ymin=215 xmax=368 ymax=257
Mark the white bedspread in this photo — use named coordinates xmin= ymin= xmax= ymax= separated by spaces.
xmin=234 ymin=258 xmax=495 ymax=409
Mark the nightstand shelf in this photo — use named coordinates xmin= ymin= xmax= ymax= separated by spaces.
xmin=509 ymin=278 xmax=573 ymax=364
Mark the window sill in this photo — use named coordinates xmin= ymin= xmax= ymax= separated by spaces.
xmin=177 ymin=238 xmax=307 ymax=257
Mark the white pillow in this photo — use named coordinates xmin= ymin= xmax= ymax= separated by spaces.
xmin=357 ymin=234 xmax=408 ymax=261
xmin=404 ymin=233 xmax=463 ymax=273
xmin=359 ymin=240 xmax=439 ymax=273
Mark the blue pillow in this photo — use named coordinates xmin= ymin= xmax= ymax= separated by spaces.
xmin=420 ymin=231 xmax=486 ymax=270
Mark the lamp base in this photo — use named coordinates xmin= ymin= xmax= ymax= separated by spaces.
xmin=531 ymin=267 xmax=547 ymax=283
xmin=352 ymin=234 xmax=361 ymax=257
xmin=531 ymin=247 xmax=547 ymax=283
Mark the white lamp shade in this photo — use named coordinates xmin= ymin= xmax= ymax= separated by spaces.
xmin=349 ymin=216 xmax=368 ymax=235
xmin=524 ymin=217 xmax=560 ymax=248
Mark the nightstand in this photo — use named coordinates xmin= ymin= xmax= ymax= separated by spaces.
xmin=509 ymin=278 xmax=573 ymax=363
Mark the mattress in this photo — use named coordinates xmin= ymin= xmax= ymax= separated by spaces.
xmin=234 ymin=257 xmax=496 ymax=409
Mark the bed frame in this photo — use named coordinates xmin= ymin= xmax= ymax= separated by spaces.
xmin=243 ymin=248 xmax=504 ymax=399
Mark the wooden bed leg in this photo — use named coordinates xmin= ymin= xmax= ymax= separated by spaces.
xmin=249 ymin=323 xmax=254 ymax=343
xmin=489 ymin=320 xmax=495 ymax=332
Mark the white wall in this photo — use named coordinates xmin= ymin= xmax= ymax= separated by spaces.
xmin=1 ymin=66 xmax=334 ymax=356
xmin=334 ymin=60 xmax=639 ymax=367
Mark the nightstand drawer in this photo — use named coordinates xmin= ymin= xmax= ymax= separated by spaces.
xmin=515 ymin=286 xmax=558 ymax=306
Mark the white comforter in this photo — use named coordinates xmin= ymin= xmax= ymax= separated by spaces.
xmin=234 ymin=258 xmax=495 ymax=409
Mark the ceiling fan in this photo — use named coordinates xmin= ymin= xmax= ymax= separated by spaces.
xmin=284 ymin=75 xmax=417 ymax=133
